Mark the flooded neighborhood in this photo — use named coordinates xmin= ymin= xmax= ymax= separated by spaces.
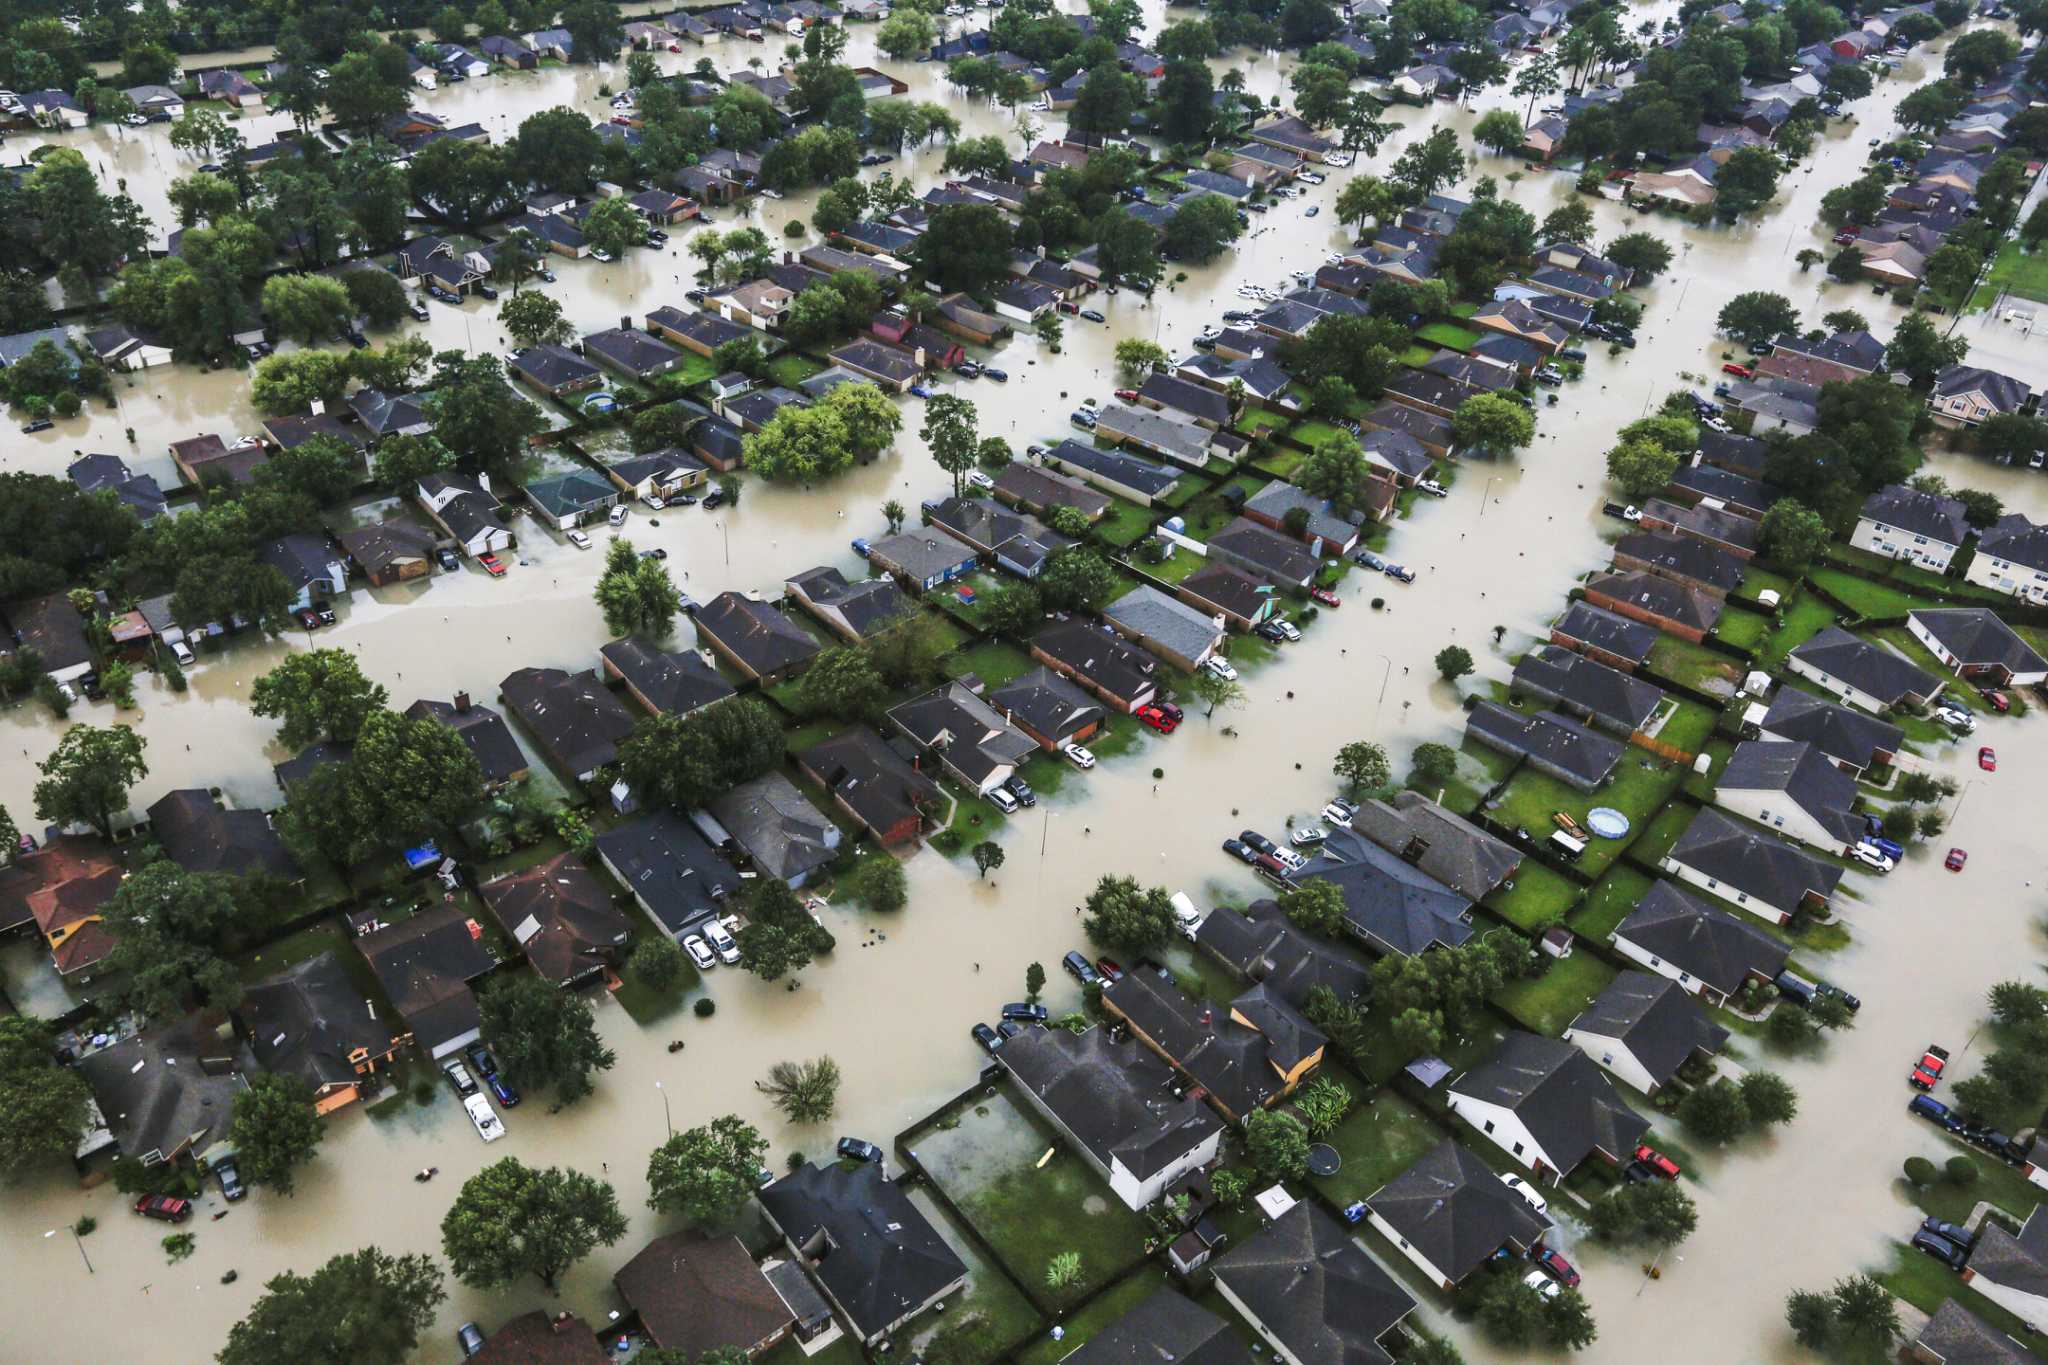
xmin=7 ymin=0 xmax=2048 ymax=1361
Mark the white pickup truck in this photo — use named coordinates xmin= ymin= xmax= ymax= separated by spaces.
xmin=464 ymin=1093 xmax=505 ymax=1143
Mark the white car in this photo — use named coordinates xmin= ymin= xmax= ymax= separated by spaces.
xmin=1321 ymin=800 xmax=1357 ymax=829
xmin=1062 ymin=742 xmax=1096 ymax=769
xmin=1299 ymin=171 xmax=1325 ymax=185
xmin=1326 ymin=252 xmax=1348 ymax=265
xmin=1324 ymin=151 xmax=1354 ymax=167
xmin=464 ymin=1093 xmax=505 ymax=1142
xmin=607 ymin=504 xmax=629 ymax=527
xmin=683 ymin=934 xmax=717 ymax=970
xmin=566 ymin=529 xmax=592 ymax=549
xmin=1274 ymin=847 xmax=1308 ymax=873
xmin=591 ymin=248 xmax=617 ymax=262
xmin=1417 ymin=479 xmax=1449 ymax=498
xmin=1849 ymin=843 xmax=1895 ymax=873
xmin=1935 ymin=704 xmax=1976 ymax=732
xmin=1202 ymin=656 xmax=1239 ymax=682
xmin=170 ymin=638 xmax=197 ymax=666
xmin=988 ymin=786 xmax=1019 ymax=813
xmin=1291 ymin=825 xmax=1327 ymax=847
xmin=759 ymin=187 xmax=784 ymax=200
xmin=1621 ymin=505 xmax=1642 ymax=522
xmin=703 ymin=919 xmax=741 ymax=965
xmin=966 ymin=470 xmax=994 ymax=490
xmin=1522 ymin=1269 xmax=1561 ymax=1300
xmin=1273 ymin=619 xmax=1301 ymax=642
xmin=1500 ymin=1172 xmax=1549 ymax=1216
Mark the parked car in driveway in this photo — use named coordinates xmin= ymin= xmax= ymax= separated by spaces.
xmin=837 ymin=1137 xmax=884 ymax=1164
xmin=1135 ymin=703 xmax=1178 ymax=733
xmin=1239 ymin=830 xmax=1277 ymax=856
xmin=1531 ymin=1245 xmax=1580 ymax=1288
xmin=1063 ymin=742 xmax=1095 ymax=768
xmin=1912 ymin=1226 xmax=1970 ymax=1270
xmin=972 ymin=1022 xmax=1002 ymax=1052
xmin=683 ymin=934 xmax=716 ymax=970
xmin=1633 ymin=1145 xmax=1680 ymax=1179
xmin=1001 ymin=1001 xmax=1049 ymax=1022
xmin=135 ymin=1194 xmax=191 ymax=1222
xmin=1063 ymin=949 xmax=1102 ymax=985
xmin=1849 ymin=843 xmax=1895 ymax=873
xmin=1499 ymin=1172 xmax=1547 ymax=1215
xmin=464 ymin=1092 xmax=505 ymax=1142
xmin=1202 ymin=656 xmax=1239 ymax=681
xmin=1322 ymin=799 xmax=1356 ymax=828
xmin=443 ymin=1059 xmax=480 ymax=1097
xmin=1005 ymin=775 xmax=1036 ymax=807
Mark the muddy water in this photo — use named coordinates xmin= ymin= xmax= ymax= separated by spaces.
xmin=7 ymin=13 xmax=2048 ymax=1363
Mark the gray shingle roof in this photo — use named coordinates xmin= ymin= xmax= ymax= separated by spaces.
xmin=1296 ymin=826 xmax=1475 ymax=957
xmin=600 ymin=637 xmax=737 ymax=717
xmin=1103 ymin=585 xmax=1222 ymax=664
xmin=1195 ymin=899 xmax=1371 ymax=1010
xmin=1554 ymin=600 xmax=1658 ymax=664
xmin=707 ymin=773 xmax=839 ymax=885
xmin=1790 ymin=626 xmax=1940 ymax=706
xmin=1209 ymin=1203 xmax=1414 ymax=1365
xmin=1465 ymin=701 xmax=1625 ymax=788
xmin=1719 ymin=740 xmax=1864 ymax=844
xmin=1978 ymin=512 xmax=2048 ymax=576
xmin=1759 ymin=688 xmax=1903 ymax=770
xmin=1860 ymin=483 xmax=1969 ymax=545
xmin=1512 ymin=646 xmax=1665 ymax=734
xmin=1911 ymin=608 xmax=2048 ymax=677
xmin=693 ymin=593 xmax=820 ymax=677
xmin=1934 ymin=363 xmax=2031 ymax=415
xmin=1453 ymin=1031 xmax=1651 ymax=1175
xmin=1000 ymin=1025 xmax=1223 ymax=1183
xmin=1615 ymin=877 xmax=1791 ymax=996
xmin=1912 ymin=1297 xmax=2044 ymax=1363
xmin=1345 ymin=791 xmax=1521 ymax=902
xmin=756 ymin=1163 xmax=966 ymax=1341
xmin=1366 ymin=1138 xmax=1550 ymax=1283
xmin=1063 ymin=1290 xmax=1256 ymax=1364
xmin=1613 ymin=530 xmax=1745 ymax=595
xmin=1586 ymin=570 xmax=1725 ymax=634
xmin=1566 ymin=971 xmax=1729 ymax=1088
xmin=1968 ymin=1207 xmax=2048 ymax=1301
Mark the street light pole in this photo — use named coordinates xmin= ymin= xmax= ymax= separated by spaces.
xmin=654 ymin=1080 xmax=672 ymax=1138
xmin=1373 ymin=653 xmax=1394 ymax=728
xmin=1478 ymin=474 xmax=1501 ymax=517
xmin=45 ymin=1228 xmax=92 ymax=1274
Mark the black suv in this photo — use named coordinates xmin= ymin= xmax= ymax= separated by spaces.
xmin=837 ymin=1137 xmax=884 ymax=1164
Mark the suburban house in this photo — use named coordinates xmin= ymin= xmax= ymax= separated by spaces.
xmin=864 ymin=532 xmax=979 ymax=594
xmin=77 ymin=1015 xmax=253 ymax=1166
xmin=1665 ymin=462 xmax=1774 ymax=521
xmin=1851 ymin=483 xmax=1969 ymax=572
xmin=1176 ymin=564 xmax=1279 ymax=632
xmin=1195 ymin=899 xmax=1371 ymax=1010
xmin=465 ymin=1314 xmax=609 ymax=1364
xmin=3 ymin=592 xmax=95 ymax=683
xmin=259 ymin=533 xmax=350 ymax=612
xmin=886 ymin=682 xmax=1038 ymax=797
xmin=148 ymin=789 xmax=300 ymax=883
xmin=1294 ymin=826 xmax=1475 ymax=958
xmin=998 ymin=1025 xmax=1223 ymax=1211
xmin=1447 ymin=1031 xmax=1651 ymax=1184
xmin=600 ymin=637 xmax=736 ymax=719
xmin=1714 ymin=740 xmax=1863 ymax=855
xmin=987 ymin=666 xmax=1106 ymax=752
xmin=1661 ymin=806 xmax=1841 ymax=927
xmin=1750 ymin=679 xmax=1899 ymax=773
xmin=1206 ymin=517 xmax=1322 ymax=591
xmin=0 ymin=836 xmax=123 ymax=977
xmin=349 ymin=387 xmax=433 ymax=439
xmin=1550 ymin=600 xmax=1659 ymax=673
xmin=1614 ymin=879 xmax=1792 ymax=1005
xmin=583 ymin=326 xmax=687 ymax=381
xmin=1102 ymin=969 xmax=1324 ymax=1122
xmin=335 ymin=518 xmax=438 ymax=586
xmin=613 ymin=1233 xmax=811 ymax=1360
xmin=1057 ymin=1292 xmax=1253 ymax=1363
xmin=1465 ymin=701 xmax=1625 ymax=792
xmin=480 ymin=852 xmax=633 ymax=988
xmin=510 ymin=343 xmax=604 ymax=397
xmin=606 ymin=448 xmax=711 ymax=504
xmin=418 ymin=471 xmax=513 ymax=558
xmin=1511 ymin=646 xmax=1664 ymax=737
xmin=1030 ymin=620 xmax=1161 ymax=714
xmin=357 ymin=904 xmax=497 ymax=1060
xmin=1210 ymin=1204 xmax=1416 ymax=1365
xmin=692 ymin=593 xmax=821 ymax=684
xmin=1908 ymin=608 xmax=2048 ymax=687
xmin=199 ymin=69 xmax=263 ymax=106
xmin=1612 ymin=530 xmax=1745 ymax=598
xmin=1581 ymin=570 xmax=1725 ymax=643
xmin=595 ymin=810 xmax=737 ymax=941
xmin=123 ymin=84 xmax=185 ymax=119
xmin=1038 ymin=440 xmax=1182 ymax=506
xmin=1346 ymin=791 xmax=1521 ymax=901
xmin=1101 ymin=586 xmax=1224 ymax=671
xmin=1968 ymin=512 xmax=2048 ymax=604
xmin=500 ymin=666 xmax=638 ymax=782
xmin=706 ymin=773 xmax=841 ymax=888
xmin=1787 ymin=626 xmax=1940 ymax=713
xmin=756 ymin=1162 xmax=968 ymax=1347
xmin=706 ymin=278 xmax=796 ymax=330
xmin=82 ymin=323 xmax=173 ymax=372
xmin=1093 ymin=402 xmax=1218 ymax=470
xmin=1906 ymin=1297 xmax=2042 ymax=1364
xmin=1636 ymin=498 xmax=1759 ymax=560
xmin=237 ymin=951 xmax=404 ymax=1114
xmin=1928 ymin=363 xmax=2032 ymax=429
xmin=1361 ymin=429 xmax=1438 ymax=486
xmin=406 ymin=695 xmax=529 ymax=789
xmin=1241 ymin=481 xmax=1362 ymax=556
xmin=797 ymin=728 xmax=942 ymax=847
xmin=785 ymin=566 xmax=910 ymax=642
xmin=1961 ymin=1206 xmax=2048 ymax=1328
xmin=991 ymin=463 xmax=1111 ymax=522
xmin=1562 ymin=971 xmax=1729 ymax=1096
xmin=922 ymin=496 xmax=1072 ymax=579
xmin=170 ymin=432 xmax=267 ymax=488
xmin=1366 ymin=1138 xmax=1551 ymax=1291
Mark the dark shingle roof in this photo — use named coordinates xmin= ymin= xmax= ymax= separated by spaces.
xmin=1064 ymin=1289 xmax=1256 ymax=1364
xmin=1759 ymin=689 xmax=1903 ymax=770
xmin=1615 ymin=878 xmax=1790 ymax=996
xmin=1585 ymin=570 xmax=1725 ymax=634
xmin=756 ymin=1163 xmax=966 ymax=1341
xmin=1512 ymin=646 xmax=1664 ymax=733
xmin=1566 ymin=971 xmax=1729 ymax=1088
xmin=500 ymin=667 xmax=637 ymax=777
xmin=1209 ymin=1203 xmax=1415 ymax=1365
xmin=404 ymin=697 xmax=527 ymax=786
xmin=1032 ymin=620 xmax=1160 ymax=702
xmin=1859 ymin=483 xmax=1969 ymax=545
xmin=1366 ymin=1138 xmax=1550 ymax=1283
xmin=1466 ymin=701 xmax=1625 ymax=788
xmin=1345 ymin=791 xmax=1520 ymax=902
xmin=1613 ymin=530 xmax=1745 ymax=595
xmin=480 ymin=851 xmax=632 ymax=986
xmin=357 ymin=905 xmax=495 ymax=1053
xmin=786 ymin=566 xmax=910 ymax=639
xmin=1000 ymin=1025 xmax=1223 ymax=1182
xmin=1553 ymin=600 xmax=1658 ymax=664
xmin=693 ymin=593 xmax=820 ymax=677
xmin=1453 ymin=1032 xmax=1651 ymax=1174
xmin=1789 ymin=626 xmax=1940 ymax=706
xmin=148 ymin=790 xmax=299 ymax=881
xmin=614 ymin=1233 xmax=791 ymax=1358
xmin=1296 ymin=826 xmax=1475 ymax=957
xmin=1978 ymin=513 xmax=2048 ymax=576
xmin=1968 ymin=1207 xmax=2048 ymax=1301
xmin=238 ymin=950 xmax=398 ymax=1093
xmin=1195 ymin=899 xmax=1371 ymax=1010
xmin=601 ymin=637 xmax=737 ymax=717
xmin=594 ymin=811 xmax=735 ymax=935
xmin=1934 ymin=364 xmax=2031 ymax=415
xmin=1911 ymin=608 xmax=2048 ymax=677
xmin=1719 ymin=740 xmax=1864 ymax=845
xmin=1912 ymin=1297 xmax=2045 ymax=1363
xmin=706 ymin=774 xmax=838 ymax=885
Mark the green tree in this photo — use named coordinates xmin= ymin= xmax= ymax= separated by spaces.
xmin=756 ymin=1057 xmax=840 ymax=1124
xmin=34 ymin=723 xmax=146 ymax=839
xmin=441 ymin=1159 xmax=626 ymax=1291
xmin=878 ymin=9 xmax=938 ymax=58
xmin=372 ymin=434 xmax=455 ymax=492
xmin=1161 ymin=193 xmax=1243 ymax=263
xmin=1606 ymin=438 xmax=1681 ymax=500
xmin=1830 ymin=1274 xmax=1900 ymax=1353
xmin=101 ymin=862 xmax=246 ymax=1021
xmin=1449 ymin=393 xmax=1535 ymax=457
xmin=512 ymin=106 xmax=604 ymax=194
xmin=914 ymin=204 xmax=1015 ymax=294
xmin=1435 ymin=645 xmax=1474 ymax=683
xmin=1034 ymin=312 xmax=1066 ymax=352
xmin=1715 ymin=146 xmax=1783 ymax=220
xmin=1785 ymin=1289 xmax=1839 ymax=1352
xmin=216 ymin=1247 xmax=446 ymax=1365
xmin=0 ymin=1016 xmax=92 ymax=1178
xmin=1082 ymin=874 xmax=1177 ymax=954
xmin=1886 ymin=310 xmax=1972 ymax=389
xmin=583 ymin=197 xmax=645 ymax=259
xmin=251 ymin=649 xmax=389 ymax=748
xmin=500 ymin=291 xmax=575 ymax=350
xmin=1757 ymin=498 xmax=1830 ymax=568
xmin=1410 ymin=742 xmax=1458 ymax=788
xmin=480 ymin=974 xmax=616 ymax=1106
xmin=736 ymin=879 xmax=836 ymax=981
xmin=562 ymin=0 xmax=627 ymax=63
xmin=850 ymin=856 xmax=907 ymax=913
xmin=1543 ymin=1290 xmax=1599 ymax=1351
xmin=1474 ymin=108 xmax=1527 ymax=154
xmin=1587 ymin=1178 xmax=1697 ymax=1245
xmin=1479 ymin=1274 xmax=1550 ymax=1347
xmin=1276 ymin=880 xmax=1347 ymax=936
xmin=797 ymin=646 xmax=888 ymax=721
xmin=646 ymin=1114 xmax=769 ymax=1225
xmin=342 ymin=268 xmax=409 ymax=330
xmin=1038 ymin=547 xmax=1121 ymax=612
xmin=974 ymin=840 xmax=1007 ymax=881
xmin=619 ymin=699 xmax=785 ymax=811
xmin=424 ymin=352 xmax=548 ymax=486
xmin=1244 ymin=1108 xmax=1311 ymax=1181
xmin=1336 ymin=175 xmax=1396 ymax=231
xmin=1679 ymin=1076 xmax=1752 ymax=1143
xmin=1540 ymin=199 xmax=1597 ymax=247
xmin=922 ymin=393 xmax=980 ymax=498
xmin=1389 ymin=127 xmax=1466 ymax=203
xmin=1190 ymin=666 xmax=1246 ymax=718
xmin=1025 ymin=960 xmax=1046 ymax=1002
xmin=1333 ymin=739 xmax=1390 ymax=795
xmin=1926 ymin=243 xmax=1985 ymax=309
xmin=229 ymin=1073 xmax=324 ymax=1195
xmin=1717 ymin=291 xmax=1799 ymax=347
xmin=629 ymin=936 xmax=686 ymax=995
xmin=595 ymin=539 xmax=684 ymax=639
xmin=260 ymin=273 xmax=354 ymax=343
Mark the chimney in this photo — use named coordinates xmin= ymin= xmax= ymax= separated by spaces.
xmin=455 ymin=690 xmax=472 ymax=713
xmin=1400 ymin=835 xmax=1430 ymax=865
xmin=621 ymin=314 xmax=630 ymax=331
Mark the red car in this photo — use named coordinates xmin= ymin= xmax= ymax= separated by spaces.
xmin=1910 ymin=1045 xmax=1951 ymax=1090
xmin=1832 ymin=227 xmax=1860 ymax=244
xmin=478 ymin=552 xmax=507 ymax=577
xmin=1136 ymin=704 xmax=1179 ymax=734
xmin=1979 ymin=746 xmax=1997 ymax=771
xmin=1633 ymin=1145 xmax=1681 ymax=1180
xmin=1946 ymin=847 xmax=1968 ymax=872
xmin=1722 ymin=362 xmax=1754 ymax=379
xmin=1095 ymin=957 xmax=1125 ymax=983
xmin=134 ymin=1194 xmax=192 ymax=1222
xmin=1113 ymin=388 xmax=1139 ymax=401
xmin=1310 ymin=587 xmax=1341 ymax=607
xmin=1982 ymin=689 xmax=2010 ymax=712
xmin=1531 ymin=1244 xmax=1580 ymax=1288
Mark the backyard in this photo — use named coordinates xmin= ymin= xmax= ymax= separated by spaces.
xmin=1493 ymin=950 xmax=1617 ymax=1035
xmin=1647 ymin=634 xmax=1746 ymax=695
xmin=1567 ymin=864 xmax=1656 ymax=942
xmin=1306 ymin=1074 xmax=1445 ymax=1210
xmin=1490 ymin=751 xmax=1686 ymax=878
xmin=914 ymin=1086 xmax=1156 ymax=1313
xmin=1971 ymin=237 xmax=2048 ymax=309
xmin=1709 ymin=605 xmax=1771 ymax=653
xmin=900 ymin=1183 xmax=1046 ymax=1365
xmin=1484 ymin=861 xmax=1581 ymax=931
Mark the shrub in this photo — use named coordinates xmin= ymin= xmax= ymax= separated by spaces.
xmin=1947 ymin=1155 xmax=1979 ymax=1185
xmin=694 ymin=997 xmax=717 ymax=1018
xmin=53 ymin=390 xmax=82 ymax=417
xmin=1902 ymin=1156 xmax=1937 ymax=1186
xmin=784 ymin=220 xmax=805 ymax=237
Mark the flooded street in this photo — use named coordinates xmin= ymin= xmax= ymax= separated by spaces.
xmin=6 ymin=10 xmax=2048 ymax=1363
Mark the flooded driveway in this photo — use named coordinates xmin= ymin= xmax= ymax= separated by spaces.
xmin=5 ymin=11 xmax=2045 ymax=1363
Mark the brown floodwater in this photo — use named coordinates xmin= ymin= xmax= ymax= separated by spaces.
xmin=7 ymin=14 xmax=2048 ymax=1363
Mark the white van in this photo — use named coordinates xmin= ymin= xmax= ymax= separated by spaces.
xmin=1548 ymin=830 xmax=1586 ymax=861
xmin=1170 ymin=891 xmax=1202 ymax=936
xmin=608 ymin=504 xmax=629 ymax=527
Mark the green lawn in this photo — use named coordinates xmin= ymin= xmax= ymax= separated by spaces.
xmin=1681 ymin=738 xmax=1735 ymax=801
xmin=1157 ymin=477 xmax=1208 ymax=511
xmin=1568 ymin=864 xmax=1655 ymax=942
xmin=1647 ymin=634 xmax=1746 ymax=695
xmin=1759 ymin=592 xmax=1840 ymax=669
xmin=1484 ymin=861 xmax=1581 ymax=930
xmin=1823 ymin=544 xmax=2008 ymax=604
xmin=931 ymin=569 xmax=1013 ymax=634
xmin=1808 ymin=566 xmax=1947 ymax=619
xmin=902 ymin=1185 xmax=1046 ymax=1365
xmin=1736 ymin=564 xmax=1796 ymax=601
xmin=1417 ymin=322 xmax=1483 ymax=351
xmin=1494 ymin=951 xmax=1617 ymax=1035
xmin=761 ymin=1334 xmax=866 ymax=1365
xmin=1235 ymin=407 xmax=1290 ymax=436
xmin=1905 ymin=1128 xmax=2047 ymax=1224
xmin=1627 ymin=800 xmax=1696 ymax=868
xmin=1291 ymin=419 xmax=1350 ymax=449
xmin=1710 ymin=606 xmax=1771 ymax=653
xmin=1971 ymin=237 xmax=2048 ymax=310
xmin=1398 ymin=344 xmax=1437 ymax=368
xmin=1491 ymin=751 xmax=1685 ymax=878
xmin=948 ymin=639 xmax=1038 ymax=689
xmin=1426 ymin=737 xmax=1519 ymax=814
xmin=764 ymin=352 xmax=823 ymax=388
xmin=1653 ymin=698 xmax=1721 ymax=754
xmin=1877 ymin=1241 xmax=2048 ymax=1360
xmin=612 ymin=920 xmax=702 ymax=1024
xmin=1308 ymin=1077 xmax=1444 ymax=1208
xmin=1095 ymin=497 xmax=1158 ymax=549
xmin=1014 ymin=1271 xmax=1167 ymax=1365
xmin=1252 ymin=446 xmax=1307 ymax=479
